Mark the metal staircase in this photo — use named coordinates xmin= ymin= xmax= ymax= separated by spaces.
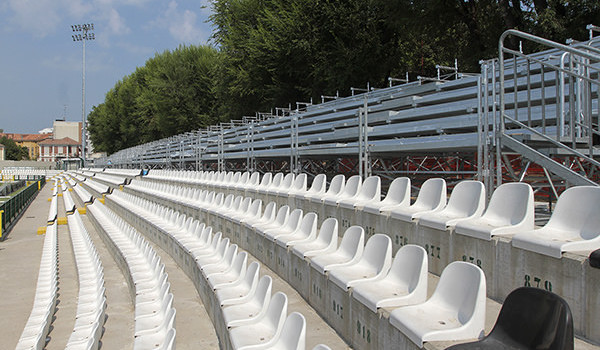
xmin=479 ymin=28 xmax=600 ymax=194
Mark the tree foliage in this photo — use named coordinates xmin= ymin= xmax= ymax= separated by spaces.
xmin=0 ymin=137 xmax=29 ymax=161
xmin=88 ymin=45 xmax=219 ymax=154
xmin=89 ymin=0 xmax=600 ymax=154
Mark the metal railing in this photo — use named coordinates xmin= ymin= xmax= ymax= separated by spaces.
xmin=497 ymin=29 xmax=600 ymax=186
xmin=0 ymin=178 xmax=45 ymax=240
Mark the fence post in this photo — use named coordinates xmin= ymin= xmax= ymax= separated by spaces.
xmin=0 ymin=210 xmax=4 ymax=240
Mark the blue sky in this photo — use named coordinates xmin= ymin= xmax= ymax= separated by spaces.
xmin=0 ymin=0 xmax=213 ymax=134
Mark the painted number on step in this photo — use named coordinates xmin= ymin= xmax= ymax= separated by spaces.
xmin=425 ymin=244 xmax=441 ymax=259
xmin=356 ymin=320 xmax=371 ymax=343
xmin=524 ymin=274 xmax=553 ymax=292
xmin=394 ymin=234 xmax=408 ymax=247
xmin=462 ymin=255 xmax=482 ymax=268
xmin=332 ymin=300 xmax=343 ymax=319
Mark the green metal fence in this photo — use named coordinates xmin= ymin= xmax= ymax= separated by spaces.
xmin=0 ymin=177 xmax=46 ymax=241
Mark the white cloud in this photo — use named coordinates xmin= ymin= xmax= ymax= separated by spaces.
xmin=157 ymin=0 xmax=207 ymax=44
xmin=6 ymin=0 xmax=62 ymax=38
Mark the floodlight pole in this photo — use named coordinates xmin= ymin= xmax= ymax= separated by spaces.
xmin=71 ymin=23 xmax=95 ymax=166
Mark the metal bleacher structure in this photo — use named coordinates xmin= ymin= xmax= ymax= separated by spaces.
xmin=97 ymin=27 xmax=600 ymax=201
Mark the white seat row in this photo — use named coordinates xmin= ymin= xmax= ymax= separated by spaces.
xmin=109 ymin=188 xmax=488 ymax=349
xmin=93 ymin=173 xmax=129 ymax=187
xmin=82 ymin=178 xmax=111 ymax=197
xmin=86 ymin=202 xmax=175 ymax=350
xmin=72 ymin=183 xmax=94 ymax=205
xmin=105 ymin=190 xmax=330 ymax=350
xmin=126 ymin=170 xmax=600 ymax=344
xmin=65 ymin=212 xmax=107 ymax=349
xmin=63 ymin=188 xmax=76 ymax=214
xmin=15 ymin=222 xmax=58 ymax=350
xmin=48 ymin=194 xmax=58 ymax=224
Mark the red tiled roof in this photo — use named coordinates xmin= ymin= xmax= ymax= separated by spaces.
xmin=0 ymin=133 xmax=51 ymax=142
xmin=39 ymin=137 xmax=80 ymax=146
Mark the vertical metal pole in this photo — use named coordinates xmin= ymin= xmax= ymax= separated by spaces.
xmin=497 ymin=40 xmax=506 ymax=187
xmin=82 ymin=38 xmax=86 ymax=166
xmin=477 ymin=69 xmax=483 ymax=182
xmin=364 ymin=94 xmax=370 ymax=177
xmin=358 ymin=108 xmax=363 ymax=179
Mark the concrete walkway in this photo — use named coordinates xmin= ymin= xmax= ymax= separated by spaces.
xmin=0 ymin=181 xmax=51 ymax=348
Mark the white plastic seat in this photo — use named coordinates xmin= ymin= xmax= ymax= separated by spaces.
xmin=338 ymin=175 xmax=381 ymax=209
xmin=308 ymin=174 xmax=344 ymax=204
xmin=388 ymin=178 xmax=447 ymax=221
xmin=229 ymin=292 xmax=288 ymax=350
xmin=223 ymin=275 xmax=272 ymax=327
xmin=245 ymin=202 xmax=277 ymax=229
xmin=389 ymin=261 xmax=486 ymax=347
xmin=264 ymin=209 xmax=303 ymax=241
xmin=418 ymin=180 xmax=486 ymax=230
xmin=512 ymin=185 xmax=600 ymax=258
xmin=312 ymin=345 xmax=332 ymax=350
xmin=253 ymin=173 xmax=273 ymax=195
xmin=327 ymin=234 xmax=392 ymax=289
xmin=310 ymin=226 xmax=365 ymax=274
xmin=455 ymin=182 xmax=534 ymax=240
xmin=274 ymin=173 xmax=295 ymax=196
xmin=255 ymin=206 xmax=290 ymax=235
xmin=216 ymin=262 xmax=261 ymax=305
xmin=264 ymin=173 xmax=284 ymax=196
xmin=291 ymin=218 xmax=338 ymax=259
xmin=352 ymin=244 xmax=428 ymax=312
xmin=275 ymin=212 xmax=318 ymax=248
xmin=301 ymin=174 xmax=327 ymax=200
xmin=239 ymin=312 xmax=306 ymax=350
xmin=207 ymin=252 xmax=248 ymax=289
xmin=288 ymin=173 xmax=308 ymax=196
xmin=323 ymin=175 xmax=361 ymax=206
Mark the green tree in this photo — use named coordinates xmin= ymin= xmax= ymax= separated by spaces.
xmin=0 ymin=137 xmax=29 ymax=160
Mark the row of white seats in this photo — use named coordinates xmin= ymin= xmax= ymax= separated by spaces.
xmin=107 ymin=190 xmax=332 ymax=350
xmin=120 ymin=171 xmax=600 ymax=344
xmin=92 ymin=173 xmax=129 ymax=187
xmin=134 ymin=170 xmax=600 ymax=259
xmin=63 ymin=188 xmax=76 ymax=214
xmin=87 ymin=201 xmax=176 ymax=350
xmin=65 ymin=212 xmax=107 ymax=349
xmin=15 ymin=222 xmax=58 ymax=350
xmin=81 ymin=178 xmax=111 ymax=197
xmin=110 ymin=188 xmax=489 ymax=349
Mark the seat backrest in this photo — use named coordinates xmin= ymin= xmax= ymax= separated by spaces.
xmin=280 ymin=173 xmax=295 ymax=189
xmin=337 ymin=226 xmax=365 ymax=260
xmin=265 ymin=292 xmax=288 ymax=332
xmin=357 ymin=176 xmax=381 ymax=201
xmin=274 ymin=312 xmax=306 ymax=350
xmin=413 ymin=178 xmax=447 ymax=210
xmin=546 ymin=186 xmax=600 ymax=239
xmin=231 ymin=172 xmax=241 ymax=184
xmin=260 ymin=202 xmax=277 ymax=222
xmin=248 ymin=172 xmax=261 ymax=186
xmin=312 ymin=345 xmax=332 ymax=350
xmin=253 ymin=275 xmax=273 ymax=309
xmin=231 ymin=252 xmax=248 ymax=278
xmin=316 ymin=218 xmax=338 ymax=246
xmin=445 ymin=180 xmax=486 ymax=217
xmin=326 ymin=174 xmax=346 ymax=195
xmin=430 ymin=261 xmax=486 ymax=325
xmin=389 ymin=244 xmax=428 ymax=294
xmin=247 ymin=199 xmax=262 ymax=217
xmin=259 ymin=172 xmax=273 ymax=188
xmin=298 ymin=212 xmax=318 ymax=236
xmin=343 ymin=175 xmax=363 ymax=197
xmin=292 ymin=173 xmax=307 ymax=192
xmin=274 ymin=205 xmax=291 ymax=226
xmin=238 ymin=197 xmax=252 ymax=213
xmin=239 ymin=172 xmax=250 ymax=184
xmin=360 ymin=234 xmax=392 ymax=273
xmin=492 ymin=287 xmax=573 ymax=350
xmin=483 ymin=182 xmax=533 ymax=225
xmin=308 ymin=174 xmax=327 ymax=194
xmin=271 ymin=173 xmax=284 ymax=188
xmin=282 ymin=209 xmax=303 ymax=231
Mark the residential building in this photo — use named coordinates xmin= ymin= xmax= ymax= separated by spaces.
xmin=53 ymin=120 xmax=81 ymax=143
xmin=38 ymin=137 xmax=80 ymax=162
xmin=0 ymin=133 xmax=51 ymax=160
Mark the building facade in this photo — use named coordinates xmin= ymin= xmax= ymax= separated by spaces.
xmin=0 ymin=133 xmax=51 ymax=160
xmin=38 ymin=137 xmax=80 ymax=162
